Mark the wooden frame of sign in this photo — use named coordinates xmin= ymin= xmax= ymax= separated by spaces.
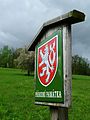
xmin=28 ymin=10 xmax=85 ymax=119
xmin=34 ymin=25 xmax=72 ymax=107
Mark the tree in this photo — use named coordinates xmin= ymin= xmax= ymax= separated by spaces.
xmin=72 ymin=55 xmax=90 ymax=75
xmin=14 ymin=48 xmax=35 ymax=76
xmin=0 ymin=46 xmax=14 ymax=68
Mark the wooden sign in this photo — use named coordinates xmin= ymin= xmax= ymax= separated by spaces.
xmin=35 ymin=30 xmax=64 ymax=104
xmin=28 ymin=9 xmax=85 ymax=119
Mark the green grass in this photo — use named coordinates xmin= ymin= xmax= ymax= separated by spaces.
xmin=69 ymin=75 xmax=90 ymax=120
xmin=0 ymin=68 xmax=90 ymax=120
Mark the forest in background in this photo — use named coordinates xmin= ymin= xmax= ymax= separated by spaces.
xmin=0 ymin=45 xmax=90 ymax=76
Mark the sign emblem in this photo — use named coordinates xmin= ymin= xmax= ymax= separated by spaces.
xmin=37 ymin=35 xmax=58 ymax=87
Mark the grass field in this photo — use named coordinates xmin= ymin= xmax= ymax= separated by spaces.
xmin=0 ymin=68 xmax=90 ymax=120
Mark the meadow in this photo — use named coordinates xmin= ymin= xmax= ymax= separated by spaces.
xmin=0 ymin=68 xmax=90 ymax=120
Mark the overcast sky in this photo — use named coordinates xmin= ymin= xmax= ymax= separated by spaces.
xmin=0 ymin=0 xmax=90 ymax=60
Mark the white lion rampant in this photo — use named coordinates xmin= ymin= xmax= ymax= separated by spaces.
xmin=39 ymin=41 xmax=55 ymax=83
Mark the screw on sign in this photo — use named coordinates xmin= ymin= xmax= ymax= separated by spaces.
xmin=38 ymin=35 xmax=58 ymax=87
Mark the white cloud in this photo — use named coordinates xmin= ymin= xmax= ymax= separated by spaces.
xmin=0 ymin=0 xmax=89 ymax=60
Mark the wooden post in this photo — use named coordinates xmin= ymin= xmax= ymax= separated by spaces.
xmin=50 ymin=24 xmax=71 ymax=120
xmin=50 ymin=107 xmax=68 ymax=120
xmin=50 ymin=107 xmax=59 ymax=120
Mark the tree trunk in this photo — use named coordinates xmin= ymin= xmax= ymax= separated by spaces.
xmin=27 ymin=70 xmax=30 ymax=76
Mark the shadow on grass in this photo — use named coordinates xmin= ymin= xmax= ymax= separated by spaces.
xmin=72 ymin=75 xmax=90 ymax=81
xmin=13 ymin=73 xmax=34 ymax=77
